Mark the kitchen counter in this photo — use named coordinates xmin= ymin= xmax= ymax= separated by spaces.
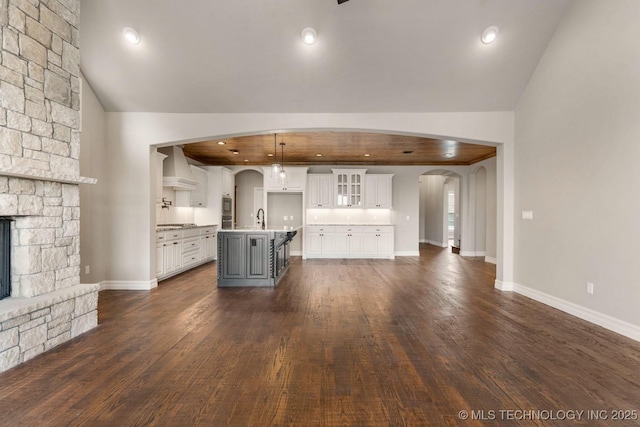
xmin=217 ymin=229 xmax=297 ymax=287
xmin=222 ymin=225 xmax=302 ymax=232
xmin=156 ymin=223 xmax=217 ymax=231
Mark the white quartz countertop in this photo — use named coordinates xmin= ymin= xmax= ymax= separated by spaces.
xmin=219 ymin=225 xmax=302 ymax=233
xmin=156 ymin=224 xmax=218 ymax=231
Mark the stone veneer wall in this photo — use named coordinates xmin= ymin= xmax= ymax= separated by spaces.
xmin=0 ymin=0 xmax=98 ymax=372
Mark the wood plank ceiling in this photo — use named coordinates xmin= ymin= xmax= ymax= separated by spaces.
xmin=182 ymin=132 xmax=496 ymax=166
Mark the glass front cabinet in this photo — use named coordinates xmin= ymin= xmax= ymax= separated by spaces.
xmin=332 ymin=169 xmax=366 ymax=207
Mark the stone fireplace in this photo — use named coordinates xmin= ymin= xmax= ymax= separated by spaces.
xmin=0 ymin=0 xmax=99 ymax=372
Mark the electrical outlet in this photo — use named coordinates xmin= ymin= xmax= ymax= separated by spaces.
xmin=586 ymin=281 xmax=594 ymax=295
xmin=283 ymin=215 xmax=288 ymax=221
xmin=85 ymin=265 xmax=90 ymax=275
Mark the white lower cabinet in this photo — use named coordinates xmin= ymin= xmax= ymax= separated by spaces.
xmin=306 ymin=225 xmax=394 ymax=259
xmin=156 ymin=238 xmax=182 ymax=278
xmin=156 ymin=226 xmax=217 ymax=280
xmin=362 ymin=226 xmax=394 ymax=258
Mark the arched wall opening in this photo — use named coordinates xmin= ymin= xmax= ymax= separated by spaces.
xmin=104 ymin=113 xmax=513 ymax=290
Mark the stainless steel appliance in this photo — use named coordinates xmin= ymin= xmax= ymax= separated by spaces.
xmin=221 ymin=196 xmax=233 ymax=229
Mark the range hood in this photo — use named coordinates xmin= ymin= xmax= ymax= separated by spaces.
xmin=158 ymin=146 xmax=198 ymax=190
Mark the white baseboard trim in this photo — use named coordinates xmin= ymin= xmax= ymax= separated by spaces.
xmin=460 ymin=250 xmax=487 ymax=257
xmin=100 ymin=279 xmax=158 ymax=291
xmin=513 ymin=283 xmax=640 ymax=343
xmin=425 ymin=240 xmax=448 ymax=248
xmin=485 ymin=256 xmax=497 ymax=264
xmin=494 ymin=280 xmax=514 ymax=291
xmin=395 ymin=251 xmax=420 ymax=256
xmin=291 ymin=250 xmax=303 ymax=256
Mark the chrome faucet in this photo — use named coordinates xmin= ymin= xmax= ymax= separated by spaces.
xmin=256 ymin=208 xmax=265 ymax=230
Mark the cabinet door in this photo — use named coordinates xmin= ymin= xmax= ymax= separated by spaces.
xmin=222 ymin=168 xmax=234 ymax=197
xmin=349 ymin=173 xmax=363 ymax=207
xmin=321 ymin=233 xmax=335 ymax=253
xmin=361 ymin=233 xmax=378 ymax=256
xmin=246 ymin=234 xmax=269 ymax=279
xmin=164 ymin=241 xmax=182 ymax=274
xmin=190 ymin=166 xmax=208 ymax=207
xmin=335 ymin=173 xmax=349 ymax=206
xmin=307 ymin=175 xmax=321 ymax=207
xmin=318 ymin=175 xmax=333 ymax=207
xmin=348 ymin=232 xmax=364 ymax=255
xmin=156 ymin=243 xmax=166 ymax=276
xmin=334 ymin=233 xmax=349 ymax=255
xmin=377 ymin=232 xmax=394 ymax=257
xmin=307 ymin=232 xmax=323 ymax=254
xmin=221 ymin=234 xmax=245 ymax=278
xmin=365 ymin=175 xmax=393 ymax=208
xmin=283 ymin=168 xmax=305 ymax=191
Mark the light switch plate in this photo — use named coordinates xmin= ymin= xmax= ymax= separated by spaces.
xmin=522 ymin=211 xmax=533 ymax=220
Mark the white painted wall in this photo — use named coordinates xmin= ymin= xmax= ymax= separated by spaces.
xmin=79 ymin=77 xmax=107 ymax=284
xmin=235 ymin=170 xmax=263 ymax=228
xmin=420 ymin=175 xmax=447 ymax=247
xmin=481 ymin=157 xmax=497 ymax=261
xmin=515 ymin=0 xmax=640 ymax=328
xmin=100 ymin=112 xmax=513 ymax=285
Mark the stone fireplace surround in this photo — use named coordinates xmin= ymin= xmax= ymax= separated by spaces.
xmin=1 ymin=0 xmax=99 ymax=372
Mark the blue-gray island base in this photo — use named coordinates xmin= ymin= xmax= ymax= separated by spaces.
xmin=217 ymin=229 xmax=297 ymax=287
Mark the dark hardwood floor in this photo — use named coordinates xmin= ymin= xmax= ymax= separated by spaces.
xmin=1 ymin=245 xmax=639 ymax=426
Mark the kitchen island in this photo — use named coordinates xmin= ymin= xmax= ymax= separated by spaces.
xmin=217 ymin=227 xmax=299 ymax=287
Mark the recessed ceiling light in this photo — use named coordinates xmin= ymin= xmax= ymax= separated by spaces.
xmin=217 ymin=141 xmax=226 ymax=145
xmin=122 ymin=27 xmax=141 ymax=45
xmin=232 ymin=150 xmax=239 ymax=155
xmin=315 ymin=153 xmax=323 ymax=157
xmin=244 ymin=159 xmax=249 ymax=162
xmin=267 ymin=153 xmax=274 ymax=157
xmin=364 ymin=154 xmax=371 ymax=157
xmin=301 ymin=27 xmax=317 ymax=45
xmin=481 ymin=26 xmax=499 ymax=44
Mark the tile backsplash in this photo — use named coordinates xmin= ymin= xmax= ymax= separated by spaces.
xmin=306 ymin=209 xmax=391 ymax=225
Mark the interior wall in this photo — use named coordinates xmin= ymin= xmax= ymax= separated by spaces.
xmin=235 ymin=170 xmax=263 ymax=228
xmin=420 ymin=175 xmax=446 ymax=247
xmin=79 ymin=77 xmax=107 ymax=284
xmin=267 ymin=193 xmax=303 ymax=253
xmin=100 ymin=112 xmax=513 ymax=284
xmin=514 ymin=0 xmax=640 ymax=327
xmin=444 ymin=177 xmax=461 ymax=247
xmin=474 ymin=167 xmax=487 ymax=254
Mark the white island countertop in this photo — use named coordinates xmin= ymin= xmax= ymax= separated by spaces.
xmin=219 ymin=225 xmax=302 ymax=233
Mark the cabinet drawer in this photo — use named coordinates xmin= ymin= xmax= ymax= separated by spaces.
xmin=183 ymin=252 xmax=201 ymax=267
xmin=334 ymin=226 xmax=364 ymax=233
xmin=307 ymin=225 xmax=335 ymax=233
xmin=182 ymin=237 xmax=200 ymax=253
xmin=364 ymin=226 xmax=393 ymax=233
xmin=200 ymin=227 xmax=215 ymax=236
xmin=157 ymin=230 xmax=183 ymax=242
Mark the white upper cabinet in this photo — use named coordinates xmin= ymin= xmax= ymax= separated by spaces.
xmin=332 ymin=169 xmax=366 ymax=207
xmin=307 ymin=174 xmax=333 ymax=208
xmin=262 ymin=167 xmax=308 ymax=192
xmin=176 ymin=165 xmax=209 ymax=207
xmin=221 ymin=168 xmax=234 ymax=197
xmin=365 ymin=174 xmax=393 ymax=208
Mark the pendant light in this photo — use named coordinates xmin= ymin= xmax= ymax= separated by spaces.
xmin=279 ymin=141 xmax=287 ymax=180
xmin=271 ymin=134 xmax=281 ymax=177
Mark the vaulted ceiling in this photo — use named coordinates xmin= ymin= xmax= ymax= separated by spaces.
xmin=79 ymin=0 xmax=570 ymax=164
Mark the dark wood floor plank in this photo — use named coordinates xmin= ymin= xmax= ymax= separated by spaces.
xmin=1 ymin=245 xmax=640 ymax=426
